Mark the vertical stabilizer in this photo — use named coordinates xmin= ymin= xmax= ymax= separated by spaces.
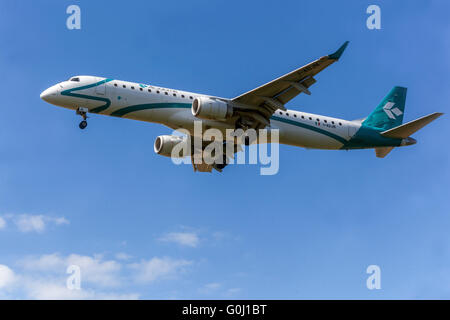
xmin=363 ymin=86 xmax=407 ymax=130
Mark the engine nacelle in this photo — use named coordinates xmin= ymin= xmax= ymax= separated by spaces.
xmin=192 ymin=97 xmax=233 ymax=120
xmin=154 ymin=135 xmax=188 ymax=158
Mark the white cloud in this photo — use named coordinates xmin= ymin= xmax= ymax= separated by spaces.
xmin=53 ymin=217 xmax=70 ymax=226
xmin=20 ymin=253 xmax=64 ymax=271
xmin=12 ymin=253 xmax=140 ymax=299
xmin=115 ymin=253 xmax=132 ymax=261
xmin=23 ymin=279 xmax=139 ymax=300
xmin=0 ymin=217 xmax=6 ymax=230
xmin=19 ymin=253 xmax=192 ymax=290
xmin=225 ymin=288 xmax=242 ymax=297
xmin=15 ymin=215 xmax=46 ymax=233
xmin=24 ymin=280 xmax=89 ymax=300
xmin=8 ymin=252 xmax=194 ymax=299
xmin=198 ymin=283 xmax=242 ymax=297
xmin=2 ymin=214 xmax=69 ymax=233
xmin=66 ymin=254 xmax=121 ymax=287
xmin=0 ymin=265 xmax=15 ymax=288
xmin=20 ymin=253 xmax=121 ymax=287
xmin=129 ymin=257 xmax=192 ymax=283
xmin=199 ymin=282 xmax=222 ymax=294
xmin=0 ymin=268 xmax=138 ymax=300
xmin=159 ymin=232 xmax=200 ymax=247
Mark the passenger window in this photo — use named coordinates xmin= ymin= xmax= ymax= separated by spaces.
xmin=339 ymin=122 xmax=342 ymax=126
xmin=165 ymin=92 xmax=168 ymax=95
xmin=189 ymin=96 xmax=193 ymax=99
xmin=131 ymin=86 xmax=135 ymax=90
xmin=173 ymin=93 xmax=176 ymax=97
xmin=309 ymin=117 xmax=312 ymax=120
xmin=123 ymin=85 xmax=126 ymax=88
xmin=286 ymin=113 xmax=289 ymax=116
xmin=114 ymin=83 xmax=118 ymax=87
xmin=294 ymin=114 xmax=297 ymax=117
xmin=301 ymin=115 xmax=305 ymax=119
xmin=332 ymin=121 xmax=335 ymax=124
xmin=148 ymin=89 xmax=151 ymax=92
xmin=140 ymin=88 xmax=143 ymax=91
xmin=324 ymin=120 xmax=327 ymax=123
xmin=181 ymin=95 xmax=185 ymax=98
xmin=157 ymin=91 xmax=160 ymax=94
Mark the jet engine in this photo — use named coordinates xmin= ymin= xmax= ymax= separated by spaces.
xmin=154 ymin=135 xmax=189 ymax=158
xmin=191 ymin=97 xmax=233 ymax=120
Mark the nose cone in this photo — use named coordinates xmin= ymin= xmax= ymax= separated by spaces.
xmin=40 ymin=88 xmax=53 ymax=102
xmin=40 ymin=86 xmax=58 ymax=103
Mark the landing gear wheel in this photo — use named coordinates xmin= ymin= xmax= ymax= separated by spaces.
xmin=79 ymin=120 xmax=87 ymax=130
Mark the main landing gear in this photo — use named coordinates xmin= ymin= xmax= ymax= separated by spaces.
xmin=76 ymin=107 xmax=89 ymax=130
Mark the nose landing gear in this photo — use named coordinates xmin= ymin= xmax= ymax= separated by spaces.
xmin=76 ymin=107 xmax=89 ymax=130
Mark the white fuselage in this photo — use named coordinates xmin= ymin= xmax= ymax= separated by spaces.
xmin=41 ymin=76 xmax=362 ymax=150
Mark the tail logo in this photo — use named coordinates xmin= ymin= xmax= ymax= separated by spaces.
xmin=383 ymin=101 xmax=403 ymax=119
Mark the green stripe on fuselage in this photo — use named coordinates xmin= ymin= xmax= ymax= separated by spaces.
xmin=271 ymin=116 xmax=402 ymax=149
xmin=110 ymin=103 xmax=191 ymax=117
xmin=270 ymin=115 xmax=348 ymax=145
xmin=61 ymin=78 xmax=113 ymax=114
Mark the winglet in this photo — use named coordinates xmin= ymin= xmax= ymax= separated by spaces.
xmin=328 ymin=41 xmax=349 ymax=60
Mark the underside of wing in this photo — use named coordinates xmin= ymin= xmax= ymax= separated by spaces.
xmin=231 ymin=41 xmax=349 ymax=128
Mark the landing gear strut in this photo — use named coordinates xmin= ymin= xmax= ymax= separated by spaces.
xmin=76 ymin=107 xmax=89 ymax=130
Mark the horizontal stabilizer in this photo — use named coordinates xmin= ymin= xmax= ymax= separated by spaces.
xmin=381 ymin=112 xmax=443 ymax=139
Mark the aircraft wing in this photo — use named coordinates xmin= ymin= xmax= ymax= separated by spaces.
xmin=231 ymin=41 xmax=349 ymax=127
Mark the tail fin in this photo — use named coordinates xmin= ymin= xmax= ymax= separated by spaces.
xmin=363 ymin=86 xmax=407 ymax=130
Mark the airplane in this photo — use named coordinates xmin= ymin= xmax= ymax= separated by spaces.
xmin=40 ymin=41 xmax=443 ymax=172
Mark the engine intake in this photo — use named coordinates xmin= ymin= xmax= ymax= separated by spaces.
xmin=192 ymin=97 xmax=233 ymax=120
xmin=154 ymin=135 xmax=188 ymax=158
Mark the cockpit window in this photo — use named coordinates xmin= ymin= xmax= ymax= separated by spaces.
xmin=69 ymin=77 xmax=80 ymax=82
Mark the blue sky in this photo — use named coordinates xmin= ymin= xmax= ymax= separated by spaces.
xmin=0 ymin=0 xmax=449 ymax=299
